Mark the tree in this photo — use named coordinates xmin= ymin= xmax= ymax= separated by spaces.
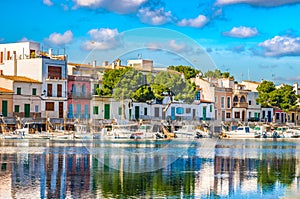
xmin=256 ymin=80 xmax=299 ymax=112
xmin=132 ymin=85 xmax=155 ymax=102
xmin=153 ymin=71 xmax=196 ymax=103
xmin=168 ymin=65 xmax=201 ymax=80
xmin=203 ymin=69 xmax=234 ymax=79
xmin=99 ymin=68 xmax=131 ymax=96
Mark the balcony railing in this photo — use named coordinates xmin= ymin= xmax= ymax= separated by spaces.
xmin=233 ymin=102 xmax=248 ymax=108
xmin=68 ymin=92 xmax=92 ymax=99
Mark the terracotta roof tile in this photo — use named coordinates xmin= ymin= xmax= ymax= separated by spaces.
xmin=0 ymin=75 xmax=41 ymax=83
xmin=0 ymin=87 xmax=13 ymax=93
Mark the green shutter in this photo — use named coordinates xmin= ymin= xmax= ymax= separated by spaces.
xmin=32 ymin=88 xmax=36 ymax=95
xmin=93 ymin=106 xmax=98 ymax=115
xmin=14 ymin=105 xmax=19 ymax=113
xmin=104 ymin=104 xmax=110 ymax=119
xmin=118 ymin=107 xmax=122 ymax=115
xmin=24 ymin=104 xmax=30 ymax=118
xmin=2 ymin=100 xmax=8 ymax=117
xmin=17 ymin=87 xmax=21 ymax=95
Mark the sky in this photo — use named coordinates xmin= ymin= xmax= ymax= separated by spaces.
xmin=1 ymin=0 xmax=300 ymax=83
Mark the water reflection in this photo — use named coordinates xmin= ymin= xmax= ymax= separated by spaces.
xmin=0 ymin=139 xmax=299 ymax=198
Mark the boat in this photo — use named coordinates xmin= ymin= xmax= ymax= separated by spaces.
xmin=174 ymin=125 xmax=197 ymax=139
xmin=253 ymin=125 xmax=272 ymax=138
xmin=14 ymin=122 xmax=50 ymax=139
xmin=129 ymin=124 xmax=160 ymax=140
xmin=220 ymin=126 xmax=256 ymax=139
xmin=74 ymin=124 xmax=93 ymax=140
xmin=195 ymin=125 xmax=212 ymax=138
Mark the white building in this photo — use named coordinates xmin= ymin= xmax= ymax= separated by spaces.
xmin=0 ymin=42 xmax=67 ymax=118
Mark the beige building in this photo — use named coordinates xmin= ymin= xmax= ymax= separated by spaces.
xmin=0 ymin=74 xmax=42 ymax=118
xmin=0 ymin=87 xmax=13 ymax=117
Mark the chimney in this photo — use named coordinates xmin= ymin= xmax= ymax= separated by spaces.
xmin=13 ymin=51 xmax=17 ymax=76
xmin=48 ymin=48 xmax=52 ymax=58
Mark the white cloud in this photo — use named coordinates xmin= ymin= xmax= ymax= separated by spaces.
xmin=167 ymin=40 xmax=188 ymax=52
xmin=258 ymin=36 xmax=300 ymax=57
xmin=145 ymin=42 xmax=163 ymax=51
xmin=177 ymin=15 xmax=209 ymax=28
xmin=215 ymin=0 xmax=300 ymax=7
xmin=137 ymin=7 xmax=172 ymax=25
xmin=73 ymin=0 xmax=146 ymax=14
xmin=47 ymin=30 xmax=73 ymax=46
xmin=223 ymin=26 xmax=258 ymax=38
xmin=82 ymin=28 xmax=121 ymax=50
xmin=43 ymin=0 xmax=53 ymax=6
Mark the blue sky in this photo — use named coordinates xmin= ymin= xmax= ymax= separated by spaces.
xmin=1 ymin=0 xmax=300 ymax=83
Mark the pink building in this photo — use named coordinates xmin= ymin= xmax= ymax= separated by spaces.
xmin=67 ymin=75 xmax=91 ymax=119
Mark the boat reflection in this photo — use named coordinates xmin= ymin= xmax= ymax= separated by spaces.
xmin=0 ymin=140 xmax=299 ymax=198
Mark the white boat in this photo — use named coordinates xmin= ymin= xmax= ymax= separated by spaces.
xmin=129 ymin=124 xmax=160 ymax=140
xmin=74 ymin=124 xmax=93 ymax=140
xmin=174 ymin=125 xmax=197 ymax=139
xmin=14 ymin=122 xmax=50 ymax=139
xmin=222 ymin=126 xmax=256 ymax=139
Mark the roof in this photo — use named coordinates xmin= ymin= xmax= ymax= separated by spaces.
xmin=0 ymin=87 xmax=13 ymax=93
xmin=200 ymin=99 xmax=214 ymax=103
xmin=0 ymin=75 xmax=41 ymax=83
xmin=242 ymin=80 xmax=260 ymax=84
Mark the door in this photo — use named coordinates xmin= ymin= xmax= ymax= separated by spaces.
xmin=242 ymin=110 xmax=245 ymax=121
xmin=59 ymin=102 xmax=63 ymax=118
xmin=84 ymin=104 xmax=89 ymax=119
xmin=222 ymin=111 xmax=225 ymax=121
xmin=24 ymin=104 xmax=30 ymax=118
xmin=171 ymin=107 xmax=175 ymax=121
xmin=2 ymin=100 xmax=7 ymax=117
xmin=104 ymin=104 xmax=110 ymax=119
xmin=135 ymin=106 xmax=140 ymax=120
xmin=203 ymin=107 xmax=207 ymax=121
xmin=268 ymin=111 xmax=272 ymax=122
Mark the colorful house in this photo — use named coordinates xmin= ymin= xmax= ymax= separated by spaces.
xmin=67 ymin=75 xmax=92 ymax=119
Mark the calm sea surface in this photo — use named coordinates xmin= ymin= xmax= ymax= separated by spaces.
xmin=0 ymin=138 xmax=300 ymax=199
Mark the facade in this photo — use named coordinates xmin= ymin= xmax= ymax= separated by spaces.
xmin=0 ymin=42 xmax=67 ymax=118
xmin=232 ymin=84 xmax=249 ymax=122
xmin=67 ymin=75 xmax=92 ymax=119
xmin=246 ymin=92 xmax=261 ymax=121
xmin=0 ymin=75 xmax=42 ymax=118
xmin=0 ymin=87 xmax=13 ymax=117
xmin=127 ymin=59 xmax=153 ymax=72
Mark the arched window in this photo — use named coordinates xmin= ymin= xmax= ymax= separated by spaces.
xmin=240 ymin=96 xmax=246 ymax=102
xmin=233 ymin=96 xmax=238 ymax=102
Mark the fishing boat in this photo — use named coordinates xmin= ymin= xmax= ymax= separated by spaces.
xmin=221 ymin=125 xmax=256 ymax=139
xmin=129 ymin=124 xmax=160 ymax=140
xmin=174 ymin=125 xmax=197 ymax=139
xmin=74 ymin=124 xmax=93 ymax=140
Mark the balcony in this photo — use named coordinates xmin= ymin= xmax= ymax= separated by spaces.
xmin=68 ymin=92 xmax=92 ymax=100
xmin=233 ymin=102 xmax=248 ymax=108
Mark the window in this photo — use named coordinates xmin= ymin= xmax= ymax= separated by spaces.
xmin=32 ymin=88 xmax=36 ymax=96
xmin=221 ymin=97 xmax=225 ymax=108
xmin=17 ymin=87 xmax=21 ymax=95
xmin=144 ymin=107 xmax=148 ymax=116
xmin=14 ymin=105 xmax=20 ymax=113
xmin=57 ymin=84 xmax=62 ymax=97
xmin=234 ymin=112 xmax=240 ymax=118
xmin=195 ymin=91 xmax=200 ymax=100
xmin=154 ymin=107 xmax=160 ymax=117
xmin=215 ymin=96 xmax=218 ymax=103
xmin=47 ymin=84 xmax=52 ymax=97
xmin=93 ymin=106 xmax=99 ymax=115
xmin=118 ymin=107 xmax=122 ymax=115
xmin=215 ymin=110 xmax=218 ymax=120
xmin=94 ymin=84 xmax=99 ymax=95
xmin=248 ymin=100 xmax=252 ymax=105
xmin=46 ymin=102 xmax=55 ymax=111
xmin=210 ymin=105 xmax=212 ymax=112
xmin=48 ymin=66 xmax=62 ymax=79
xmin=276 ymin=113 xmax=280 ymax=120
xmin=233 ymin=96 xmax=238 ymax=102
xmin=176 ymin=107 xmax=184 ymax=114
xmin=227 ymin=97 xmax=230 ymax=108
xmin=35 ymin=105 xmax=39 ymax=113
xmin=186 ymin=108 xmax=191 ymax=114
xmin=240 ymin=96 xmax=246 ymax=102
xmin=226 ymin=112 xmax=231 ymax=118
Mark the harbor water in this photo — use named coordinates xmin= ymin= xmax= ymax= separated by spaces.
xmin=0 ymin=138 xmax=300 ymax=198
